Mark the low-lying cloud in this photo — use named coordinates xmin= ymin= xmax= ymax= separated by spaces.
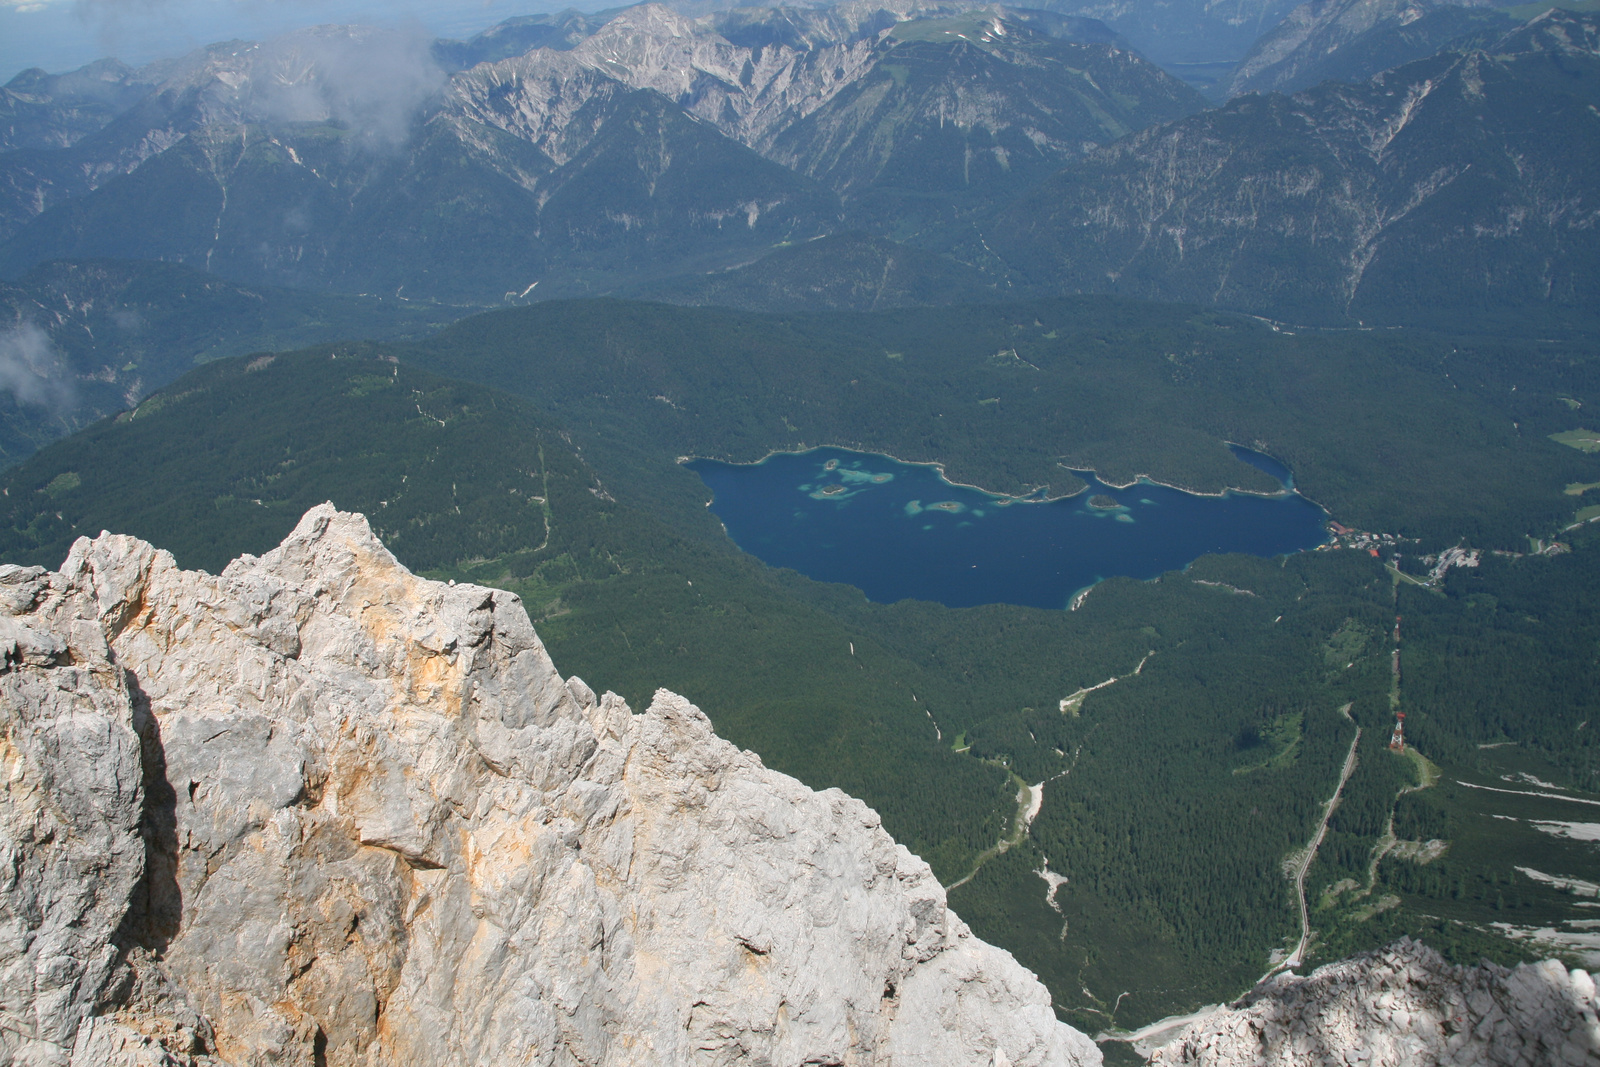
xmin=0 ymin=323 xmax=76 ymax=412
xmin=248 ymin=24 xmax=448 ymax=145
xmin=52 ymin=1 xmax=451 ymax=145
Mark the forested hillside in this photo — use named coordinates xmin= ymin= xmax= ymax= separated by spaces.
xmin=5 ymin=293 xmax=1598 ymax=1030
xmin=401 ymin=297 xmax=1599 ymax=547
xmin=0 ymin=258 xmax=453 ymax=467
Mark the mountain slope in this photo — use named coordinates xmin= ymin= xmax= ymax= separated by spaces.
xmin=631 ymin=232 xmax=1003 ymax=309
xmin=0 ymin=84 xmax=842 ymax=302
xmin=0 ymin=2 xmax=1208 ymax=302
xmin=0 ymin=29 xmax=444 ymax=244
xmin=1225 ymin=0 xmax=1517 ymax=96
xmin=764 ymin=14 xmax=1206 ymax=229
xmin=0 ymin=8 xmax=867 ymax=299
xmin=0 ymin=258 xmax=451 ymax=467
xmin=0 ymin=58 xmax=166 ymax=152
xmin=988 ymin=10 xmax=1600 ymax=329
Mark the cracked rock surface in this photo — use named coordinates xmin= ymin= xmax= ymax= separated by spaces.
xmin=1148 ymin=937 xmax=1599 ymax=1067
xmin=0 ymin=504 xmax=1100 ymax=1067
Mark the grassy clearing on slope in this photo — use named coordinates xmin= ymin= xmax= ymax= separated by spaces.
xmin=1551 ymin=429 xmax=1600 ymax=453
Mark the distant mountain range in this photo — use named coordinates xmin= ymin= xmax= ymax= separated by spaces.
xmin=2 ymin=2 xmax=1597 ymax=329
xmin=0 ymin=3 xmax=1201 ymax=303
xmin=988 ymin=9 xmax=1600 ymax=329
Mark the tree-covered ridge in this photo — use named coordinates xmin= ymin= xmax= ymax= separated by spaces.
xmin=1401 ymin=547 xmax=1600 ymax=783
xmin=630 ymin=232 xmax=1003 ymax=312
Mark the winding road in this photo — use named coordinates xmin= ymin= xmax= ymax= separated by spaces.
xmin=1275 ymin=703 xmax=1360 ymax=975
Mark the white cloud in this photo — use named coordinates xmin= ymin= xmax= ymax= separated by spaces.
xmin=0 ymin=323 xmax=76 ymax=412
xmin=246 ymin=24 xmax=447 ymax=145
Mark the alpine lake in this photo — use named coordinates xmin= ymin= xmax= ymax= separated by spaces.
xmin=687 ymin=446 xmax=1330 ymax=610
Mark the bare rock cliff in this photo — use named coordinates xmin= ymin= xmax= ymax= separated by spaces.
xmin=0 ymin=504 xmax=1101 ymax=1067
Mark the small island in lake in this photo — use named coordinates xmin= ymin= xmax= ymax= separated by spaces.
xmin=819 ymin=484 xmax=849 ymax=495
xmin=1089 ymin=494 xmax=1123 ymax=509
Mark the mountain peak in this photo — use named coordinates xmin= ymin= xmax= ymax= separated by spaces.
xmin=2 ymin=505 xmax=1104 ymax=1066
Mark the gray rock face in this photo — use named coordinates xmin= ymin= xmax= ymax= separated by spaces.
xmin=443 ymin=2 xmax=1197 ymax=195
xmin=1147 ymin=937 xmax=1600 ymax=1066
xmin=0 ymin=566 xmax=147 ymax=1065
xmin=0 ymin=504 xmax=1101 ymax=1067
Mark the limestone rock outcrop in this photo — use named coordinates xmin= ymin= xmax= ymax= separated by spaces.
xmin=1147 ymin=937 xmax=1599 ymax=1067
xmin=0 ymin=504 xmax=1101 ymax=1067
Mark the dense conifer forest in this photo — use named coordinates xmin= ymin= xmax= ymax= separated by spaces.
xmin=5 ymin=292 xmax=1598 ymax=1028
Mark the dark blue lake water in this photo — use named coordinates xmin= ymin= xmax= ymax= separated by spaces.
xmin=1227 ymin=443 xmax=1295 ymax=488
xmin=688 ymin=447 xmax=1328 ymax=610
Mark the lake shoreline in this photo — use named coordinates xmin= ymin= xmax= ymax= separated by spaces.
xmin=679 ymin=444 xmax=1326 ymax=513
xmin=687 ymin=446 xmax=1332 ymax=612
xmin=680 ymin=445 xmax=1079 ymax=504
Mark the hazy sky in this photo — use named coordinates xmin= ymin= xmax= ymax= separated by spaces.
xmin=1 ymin=0 xmax=579 ymax=80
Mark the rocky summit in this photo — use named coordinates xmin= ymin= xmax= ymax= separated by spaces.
xmin=0 ymin=503 xmax=1099 ymax=1067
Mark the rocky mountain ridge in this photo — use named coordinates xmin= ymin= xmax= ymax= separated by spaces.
xmin=989 ymin=8 xmax=1600 ymax=329
xmin=0 ymin=58 xmax=167 ymax=153
xmin=0 ymin=2 xmax=1199 ymax=300
xmin=0 ymin=504 xmax=1101 ymax=1066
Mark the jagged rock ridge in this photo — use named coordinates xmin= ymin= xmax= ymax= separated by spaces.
xmin=0 ymin=504 xmax=1101 ymax=1067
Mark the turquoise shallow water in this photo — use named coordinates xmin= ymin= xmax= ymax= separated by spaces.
xmin=688 ymin=447 xmax=1329 ymax=610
